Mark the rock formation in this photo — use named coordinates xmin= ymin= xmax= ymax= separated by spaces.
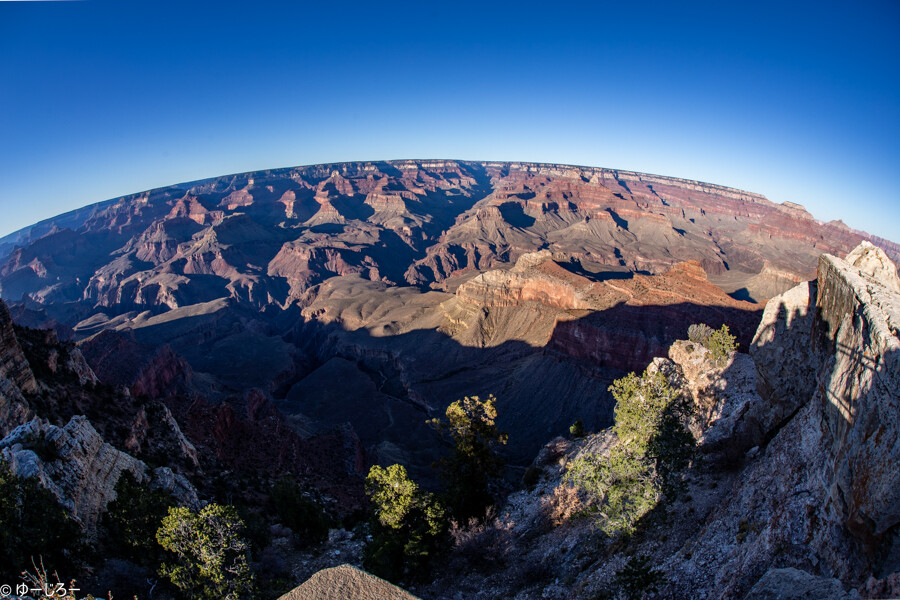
xmin=0 ymin=416 xmax=198 ymax=537
xmin=2 ymin=161 xmax=896 ymax=313
xmin=1 ymin=160 xmax=893 ymax=482
xmin=278 ymin=564 xmax=420 ymax=600
xmin=658 ymin=241 xmax=900 ymax=597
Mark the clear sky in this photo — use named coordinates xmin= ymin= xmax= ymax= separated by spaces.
xmin=1 ymin=0 xmax=898 ymax=241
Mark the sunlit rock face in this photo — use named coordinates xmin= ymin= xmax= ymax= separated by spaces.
xmin=1 ymin=161 xmax=896 ymax=311
xmin=657 ymin=242 xmax=900 ymax=598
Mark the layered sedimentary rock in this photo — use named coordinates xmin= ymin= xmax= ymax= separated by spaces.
xmin=2 ymin=161 xmax=896 ymax=314
xmin=453 ymin=250 xmax=762 ymax=372
xmin=1 ymin=160 xmax=893 ymax=481
xmin=652 ymin=341 xmax=767 ymax=465
xmin=0 ymin=299 xmax=37 ymax=394
xmin=0 ymin=298 xmax=201 ymax=540
xmin=814 ymin=248 xmax=900 ymax=549
xmin=0 ymin=300 xmax=36 ymax=435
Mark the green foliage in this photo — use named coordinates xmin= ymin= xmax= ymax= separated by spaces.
xmin=614 ymin=554 xmax=664 ymax=600
xmin=0 ymin=461 xmax=83 ymax=581
xmin=706 ymin=324 xmax=738 ymax=366
xmin=363 ymin=464 xmax=447 ymax=583
xmin=156 ymin=503 xmax=255 ymax=600
xmin=428 ymin=394 xmax=508 ymax=523
xmin=565 ymin=370 xmax=695 ymax=536
xmin=569 ymin=419 xmax=585 ymax=438
xmin=689 ymin=322 xmax=738 ymax=366
xmin=102 ymin=471 xmax=173 ymax=566
xmin=270 ymin=476 xmax=329 ymax=547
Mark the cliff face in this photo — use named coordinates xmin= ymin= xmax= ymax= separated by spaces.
xmin=814 ymin=245 xmax=900 ymax=550
xmin=0 ymin=416 xmax=199 ymax=536
xmin=454 ymin=251 xmax=762 ymax=373
xmin=0 ymin=299 xmax=37 ymax=396
xmin=665 ymin=242 xmax=900 ymax=597
xmin=2 ymin=160 xmax=893 ymax=493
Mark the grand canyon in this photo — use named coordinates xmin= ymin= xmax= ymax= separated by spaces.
xmin=0 ymin=160 xmax=898 ymax=600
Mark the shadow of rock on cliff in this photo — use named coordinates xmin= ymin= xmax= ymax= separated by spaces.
xmin=72 ymin=291 xmax=763 ymax=491
xmin=267 ymin=299 xmax=762 ymax=486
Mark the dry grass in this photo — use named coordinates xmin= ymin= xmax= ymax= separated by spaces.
xmin=541 ymin=483 xmax=586 ymax=526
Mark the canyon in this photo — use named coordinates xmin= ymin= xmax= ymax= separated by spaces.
xmin=1 ymin=160 xmax=894 ymax=478
xmin=0 ymin=161 xmax=898 ymax=598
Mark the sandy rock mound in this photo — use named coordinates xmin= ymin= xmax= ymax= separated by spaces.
xmin=278 ymin=564 xmax=420 ymax=600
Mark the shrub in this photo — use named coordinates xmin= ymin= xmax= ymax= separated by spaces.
xmin=540 ymin=483 xmax=585 ymax=526
xmin=564 ymin=370 xmax=695 ymax=536
xmin=428 ymin=394 xmax=508 ymax=523
xmin=102 ymin=471 xmax=173 ymax=566
xmin=270 ymin=476 xmax=329 ymax=547
xmin=687 ymin=323 xmax=714 ymax=346
xmin=0 ymin=461 xmax=83 ymax=581
xmin=447 ymin=508 xmax=512 ymax=574
xmin=689 ymin=323 xmax=738 ymax=366
xmin=706 ymin=324 xmax=738 ymax=366
xmin=363 ymin=464 xmax=447 ymax=583
xmin=569 ymin=419 xmax=585 ymax=438
xmin=156 ymin=503 xmax=255 ymax=600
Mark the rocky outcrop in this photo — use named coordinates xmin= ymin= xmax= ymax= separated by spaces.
xmin=124 ymin=402 xmax=201 ymax=471
xmin=814 ymin=249 xmax=900 ymax=550
xmin=279 ymin=564 xmax=420 ymax=600
xmin=844 ymin=240 xmax=900 ymax=292
xmin=0 ymin=414 xmax=201 ymax=540
xmin=0 ymin=416 xmax=146 ymax=535
xmin=430 ymin=241 xmax=900 ymax=600
xmin=662 ymin=242 xmax=900 ymax=598
xmin=749 ymin=281 xmax=820 ymax=427
xmin=744 ymin=568 xmax=859 ymax=600
xmin=0 ymin=296 xmax=203 ymax=545
xmin=0 ymin=299 xmax=36 ymax=436
xmin=652 ymin=341 xmax=766 ymax=465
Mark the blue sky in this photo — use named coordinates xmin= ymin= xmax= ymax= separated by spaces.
xmin=1 ymin=0 xmax=898 ymax=241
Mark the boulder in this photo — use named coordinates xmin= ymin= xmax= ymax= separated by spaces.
xmin=844 ymin=239 xmax=900 ymax=292
xmin=278 ymin=564 xmax=420 ymax=600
